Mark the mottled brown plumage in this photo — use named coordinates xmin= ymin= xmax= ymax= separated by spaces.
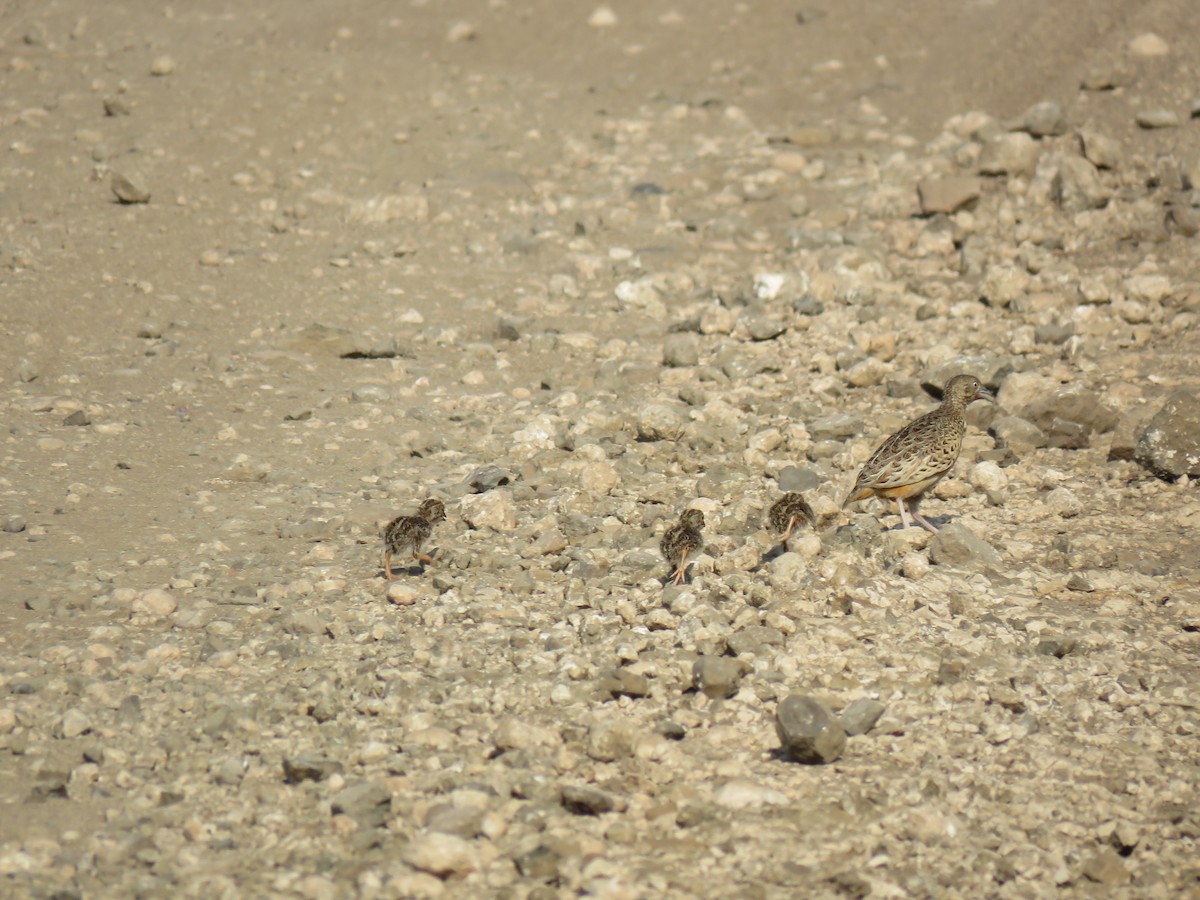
xmin=383 ymin=498 xmax=446 ymax=579
xmin=768 ymin=493 xmax=814 ymax=551
xmin=843 ymin=374 xmax=992 ymax=533
xmin=660 ymin=508 xmax=705 ymax=586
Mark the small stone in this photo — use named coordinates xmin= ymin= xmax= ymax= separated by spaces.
xmin=597 ymin=668 xmax=649 ymax=699
xmin=1108 ymin=405 xmax=1158 ymax=461
xmin=1135 ymin=391 xmax=1200 ymax=479
xmin=775 ymin=695 xmax=846 ymax=764
xmin=777 ymin=465 xmax=823 ymax=493
xmin=459 ymin=489 xmax=517 ymax=531
xmin=636 ymin=403 xmax=688 ymax=441
xmin=1078 ymin=130 xmax=1121 ymax=170
xmin=928 ymin=524 xmax=1003 ymax=570
xmin=331 ymin=781 xmax=392 ymax=828
xmin=1044 ymin=487 xmax=1082 ymax=518
xmin=1082 ymin=847 xmax=1131 ymax=885
xmin=464 ymin=465 xmax=510 ymax=493
xmin=59 ymin=708 xmax=91 ymax=739
xmin=978 ymin=133 xmax=1040 ymax=177
xmin=132 ymin=588 xmax=177 ymax=617
xmin=588 ymin=5 xmax=618 ymax=27
xmin=561 ymin=784 xmax=617 ymax=815
xmin=111 ymin=173 xmax=150 ymax=204
xmin=150 ymin=55 xmax=176 ymax=75
xmin=744 ymin=317 xmax=786 ymax=341
xmin=445 ymin=21 xmax=476 ymax=42
xmin=1020 ymin=100 xmax=1067 ymax=137
xmin=1128 ymin=33 xmax=1169 ymax=57
xmin=4 ymin=515 xmax=27 ymax=534
xmin=385 ymin=583 xmax=420 ymax=606
xmin=841 ymin=698 xmax=886 ymax=736
xmin=1136 ymin=108 xmax=1180 ymax=129
xmin=900 ymin=551 xmax=930 ymax=581
xmin=579 ymin=461 xmax=619 ymax=495
xmin=969 ymin=461 xmax=1008 ymax=494
xmin=662 ymin=333 xmax=699 ymax=367
xmin=917 ymin=176 xmax=982 ymax=215
xmin=1080 ymin=67 xmax=1119 ymax=91
xmin=103 ymin=96 xmax=132 ymax=117
xmin=1021 ymin=387 xmax=1118 ymax=438
xmin=283 ymin=754 xmax=344 ymax=784
xmin=585 ymin=720 xmax=636 ymax=762
xmin=713 ymin=780 xmax=790 ymax=810
xmin=350 ymin=385 xmax=390 ymax=403
xmin=691 ymin=656 xmax=746 ymax=699
xmin=400 ymin=833 xmax=479 ymax=877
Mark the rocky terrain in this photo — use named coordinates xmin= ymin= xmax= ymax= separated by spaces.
xmin=1 ymin=1 xmax=1199 ymax=897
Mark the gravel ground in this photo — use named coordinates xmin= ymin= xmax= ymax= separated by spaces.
xmin=2 ymin=1 xmax=1199 ymax=897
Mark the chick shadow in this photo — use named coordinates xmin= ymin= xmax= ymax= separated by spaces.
xmin=378 ymin=548 xmax=440 ymax=580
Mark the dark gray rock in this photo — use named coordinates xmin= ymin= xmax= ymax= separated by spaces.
xmin=775 ymin=695 xmax=846 ymax=764
xmin=726 ymin=626 xmax=785 ymax=657
xmin=744 ymin=317 xmax=787 ymax=341
xmin=808 ymin=412 xmax=864 ymax=441
xmin=777 ymin=465 xmax=824 ymax=493
xmin=283 ymin=754 xmax=344 ymax=784
xmin=465 ymin=464 xmax=511 ymax=493
xmin=596 ymin=667 xmax=650 ymax=699
xmin=989 ymin=415 xmax=1047 ymax=454
xmin=111 ymin=172 xmax=150 ymax=204
xmin=662 ymin=333 xmax=700 ymax=367
xmin=331 ymin=781 xmax=392 ymax=828
xmin=1135 ymin=391 xmax=1200 ymax=478
xmin=1020 ymin=100 xmax=1067 ymax=137
xmin=917 ymin=176 xmax=982 ymax=215
xmin=691 ymin=656 xmax=748 ymax=699
xmin=561 ymin=784 xmax=618 ymax=815
xmin=841 ymin=698 xmax=886 ymax=736
xmin=929 ymin=524 xmax=1003 ymax=570
xmin=1021 ymin=386 xmax=1118 ymax=438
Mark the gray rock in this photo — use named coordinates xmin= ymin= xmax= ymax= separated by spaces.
xmin=744 ymin=317 xmax=786 ymax=342
xmin=978 ymin=133 xmax=1040 ymax=177
xmin=808 ymin=412 xmax=864 ymax=441
xmin=111 ymin=172 xmax=150 ymax=204
xmin=1136 ymin=108 xmax=1180 ymax=129
xmin=1049 ymin=155 xmax=1110 ymax=212
xmin=841 ymin=698 xmax=886 ymax=736
xmin=662 ymin=333 xmax=700 ymax=367
xmin=1135 ymin=391 xmax=1200 ymax=478
xmin=596 ymin=667 xmax=649 ymax=699
xmin=928 ymin=524 xmax=1003 ymax=570
xmin=726 ymin=626 xmax=785 ymax=657
xmin=917 ymin=176 xmax=982 ymax=215
xmin=585 ymin=720 xmax=636 ymax=762
xmin=331 ymin=781 xmax=392 ymax=828
xmin=775 ymin=695 xmax=846 ymax=764
xmin=4 ymin=515 xmax=27 ymax=533
xmin=283 ymin=754 xmax=344 ymax=784
xmin=1021 ymin=386 xmax=1118 ymax=438
xmin=1019 ymin=100 xmax=1067 ymax=137
xmin=921 ymin=356 xmax=1011 ymax=395
xmin=636 ymin=403 xmax=688 ymax=441
xmin=561 ymin=783 xmax=618 ymax=815
xmin=1108 ymin=405 xmax=1158 ymax=461
xmin=1078 ymin=130 xmax=1121 ymax=170
xmin=1082 ymin=848 xmax=1131 ymax=884
xmin=692 ymin=657 xmax=747 ymax=699
xmin=465 ymin=464 xmax=511 ymax=493
xmin=777 ymin=465 xmax=824 ymax=493
xmin=350 ymin=385 xmax=390 ymax=403
xmin=282 ymin=323 xmax=400 ymax=359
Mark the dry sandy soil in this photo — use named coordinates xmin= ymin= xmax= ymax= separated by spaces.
xmin=1 ymin=1 xmax=1199 ymax=897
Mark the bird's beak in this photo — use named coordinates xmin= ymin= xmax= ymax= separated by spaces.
xmin=978 ymin=386 xmax=996 ymax=401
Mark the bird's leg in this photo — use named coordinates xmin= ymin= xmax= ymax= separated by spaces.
xmin=912 ymin=510 xmax=940 ymax=534
xmin=672 ymin=551 xmax=689 ymax=585
xmin=779 ymin=515 xmax=797 ymax=551
xmin=895 ymin=497 xmax=912 ymax=530
xmin=384 ymin=551 xmax=395 ymax=581
xmin=413 ymin=546 xmax=435 ymax=566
